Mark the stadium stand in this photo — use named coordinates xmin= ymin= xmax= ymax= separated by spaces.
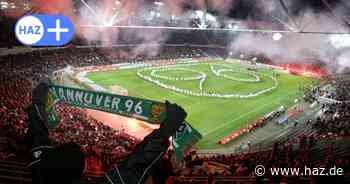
xmin=1 ymin=47 xmax=350 ymax=183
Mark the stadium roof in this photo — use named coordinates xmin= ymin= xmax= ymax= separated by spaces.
xmin=1 ymin=0 xmax=349 ymax=35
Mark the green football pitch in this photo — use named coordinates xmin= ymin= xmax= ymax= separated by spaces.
xmin=86 ymin=60 xmax=314 ymax=149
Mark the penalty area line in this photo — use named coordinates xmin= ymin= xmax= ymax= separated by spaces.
xmin=201 ymin=100 xmax=278 ymax=136
xmin=202 ymin=91 xmax=298 ymax=136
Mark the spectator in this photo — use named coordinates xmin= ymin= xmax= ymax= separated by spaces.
xmin=26 ymin=81 xmax=187 ymax=184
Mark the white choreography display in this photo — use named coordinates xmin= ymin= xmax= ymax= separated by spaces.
xmin=137 ymin=63 xmax=279 ymax=99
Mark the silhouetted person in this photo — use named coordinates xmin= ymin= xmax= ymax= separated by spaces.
xmin=26 ymin=81 xmax=187 ymax=184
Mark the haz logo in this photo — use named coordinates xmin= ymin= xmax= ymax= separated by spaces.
xmin=15 ymin=14 xmax=75 ymax=46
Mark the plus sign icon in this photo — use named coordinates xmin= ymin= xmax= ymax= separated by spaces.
xmin=15 ymin=14 xmax=75 ymax=46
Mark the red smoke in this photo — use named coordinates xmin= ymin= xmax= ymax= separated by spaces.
xmin=210 ymin=0 xmax=237 ymax=15
xmin=280 ymin=63 xmax=328 ymax=78
xmin=3 ymin=0 xmax=75 ymax=20
xmin=164 ymin=0 xmax=186 ymax=16
xmin=30 ymin=0 xmax=74 ymax=15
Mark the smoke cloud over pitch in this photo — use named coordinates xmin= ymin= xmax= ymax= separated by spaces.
xmin=229 ymin=1 xmax=350 ymax=73
xmin=5 ymin=0 xmax=350 ymax=73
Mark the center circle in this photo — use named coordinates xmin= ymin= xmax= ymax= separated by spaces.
xmin=151 ymin=67 xmax=206 ymax=81
xmin=137 ymin=63 xmax=278 ymax=98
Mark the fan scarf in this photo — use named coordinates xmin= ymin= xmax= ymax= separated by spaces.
xmin=46 ymin=85 xmax=202 ymax=160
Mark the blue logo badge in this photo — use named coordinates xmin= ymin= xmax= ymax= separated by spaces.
xmin=15 ymin=14 xmax=75 ymax=46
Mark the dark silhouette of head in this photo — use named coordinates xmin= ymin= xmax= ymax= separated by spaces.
xmin=38 ymin=143 xmax=85 ymax=184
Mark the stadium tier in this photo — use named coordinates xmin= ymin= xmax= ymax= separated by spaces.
xmin=1 ymin=1 xmax=350 ymax=184
xmin=1 ymin=45 xmax=349 ymax=184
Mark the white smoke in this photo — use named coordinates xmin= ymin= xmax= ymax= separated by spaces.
xmin=329 ymin=35 xmax=350 ymax=49
xmin=74 ymin=0 xmax=241 ymax=53
xmin=229 ymin=2 xmax=350 ymax=74
xmin=74 ymin=0 xmax=350 ymax=73
xmin=335 ymin=49 xmax=350 ymax=73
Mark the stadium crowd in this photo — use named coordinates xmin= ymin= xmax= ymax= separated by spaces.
xmin=52 ymin=104 xmax=141 ymax=171
xmin=174 ymin=138 xmax=349 ymax=183
xmin=0 ymin=74 xmax=31 ymax=141
xmin=312 ymin=79 xmax=350 ymax=137
xmin=1 ymin=47 xmax=349 ymax=183
xmin=0 ymin=72 xmax=141 ymax=172
xmin=0 ymin=46 xmax=213 ymax=177
xmin=333 ymin=79 xmax=350 ymax=102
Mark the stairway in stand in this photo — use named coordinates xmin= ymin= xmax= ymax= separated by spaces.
xmin=0 ymin=158 xmax=31 ymax=184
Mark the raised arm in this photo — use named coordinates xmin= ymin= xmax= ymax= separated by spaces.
xmin=104 ymin=101 xmax=187 ymax=184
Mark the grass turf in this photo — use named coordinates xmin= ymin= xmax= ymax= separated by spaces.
xmin=86 ymin=60 xmax=314 ymax=149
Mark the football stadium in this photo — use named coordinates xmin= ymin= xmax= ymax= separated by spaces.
xmin=85 ymin=59 xmax=314 ymax=149
xmin=0 ymin=0 xmax=350 ymax=184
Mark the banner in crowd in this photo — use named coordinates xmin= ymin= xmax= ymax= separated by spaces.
xmin=172 ymin=122 xmax=202 ymax=160
xmin=46 ymin=85 xmax=202 ymax=160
